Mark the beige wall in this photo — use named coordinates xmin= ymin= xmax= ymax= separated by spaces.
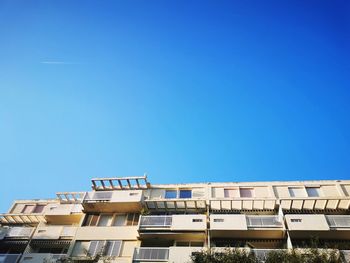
xmin=285 ymin=214 xmax=329 ymax=231
xmin=210 ymin=214 xmax=247 ymax=230
xmin=75 ymin=226 xmax=138 ymax=240
xmin=171 ymin=215 xmax=206 ymax=231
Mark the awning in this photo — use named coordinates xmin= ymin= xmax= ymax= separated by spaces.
xmin=0 ymin=214 xmax=46 ymax=224
xmin=210 ymin=199 xmax=278 ymax=211
xmin=91 ymin=175 xmax=150 ymax=191
xmin=280 ymin=198 xmax=350 ymax=211
xmin=145 ymin=199 xmax=206 ymax=211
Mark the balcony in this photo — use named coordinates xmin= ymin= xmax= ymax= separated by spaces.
xmin=43 ymin=203 xmax=83 ymax=224
xmin=20 ymin=253 xmax=66 ymax=263
xmin=326 ymin=215 xmax=350 ymax=228
xmin=82 ymin=190 xmax=143 ymax=212
xmin=32 ymin=226 xmax=77 ymax=239
xmin=133 ymin=247 xmax=169 ymax=261
xmin=133 ymin=247 xmax=203 ymax=263
xmin=0 ymin=254 xmax=21 ymax=263
xmin=0 ymin=227 xmax=35 ymax=239
xmin=140 ymin=215 xmax=206 ymax=231
xmin=140 ymin=215 xmax=172 ymax=229
xmin=210 ymin=215 xmax=284 ymax=239
xmin=246 ymin=216 xmax=283 ymax=228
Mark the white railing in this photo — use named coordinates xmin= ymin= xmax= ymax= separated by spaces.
xmin=140 ymin=216 xmax=172 ymax=228
xmin=133 ymin=247 xmax=169 ymax=261
xmin=84 ymin=191 xmax=113 ymax=202
xmin=6 ymin=227 xmax=34 ymax=238
xmin=246 ymin=216 xmax=283 ymax=228
xmin=326 ymin=215 xmax=350 ymax=228
xmin=0 ymin=254 xmax=21 ymax=263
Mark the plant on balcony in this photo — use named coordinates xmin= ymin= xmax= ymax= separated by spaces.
xmin=191 ymin=248 xmax=346 ymax=263
xmin=264 ymin=248 xmax=343 ymax=263
xmin=191 ymin=248 xmax=258 ymax=263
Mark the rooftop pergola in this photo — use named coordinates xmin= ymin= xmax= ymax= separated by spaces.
xmin=56 ymin=192 xmax=85 ymax=203
xmin=0 ymin=213 xmax=46 ymax=224
xmin=91 ymin=175 xmax=150 ymax=191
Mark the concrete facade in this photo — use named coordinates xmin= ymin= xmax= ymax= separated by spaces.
xmin=1 ymin=177 xmax=350 ymax=262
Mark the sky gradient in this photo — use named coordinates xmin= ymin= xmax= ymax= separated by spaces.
xmin=0 ymin=0 xmax=349 ymax=212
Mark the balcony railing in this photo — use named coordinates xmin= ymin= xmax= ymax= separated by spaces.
xmin=6 ymin=227 xmax=34 ymax=238
xmin=84 ymin=191 xmax=113 ymax=202
xmin=326 ymin=215 xmax=350 ymax=228
xmin=133 ymin=247 xmax=169 ymax=261
xmin=140 ymin=216 xmax=172 ymax=228
xmin=0 ymin=254 xmax=21 ymax=263
xmin=246 ymin=216 xmax=283 ymax=228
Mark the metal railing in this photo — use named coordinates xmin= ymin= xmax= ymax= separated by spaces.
xmin=0 ymin=254 xmax=21 ymax=263
xmin=246 ymin=216 xmax=283 ymax=228
xmin=6 ymin=227 xmax=34 ymax=238
xmin=140 ymin=215 xmax=172 ymax=228
xmin=326 ymin=215 xmax=350 ymax=228
xmin=133 ymin=247 xmax=169 ymax=261
xmin=84 ymin=191 xmax=113 ymax=202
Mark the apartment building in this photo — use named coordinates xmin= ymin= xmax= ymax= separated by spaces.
xmin=1 ymin=176 xmax=350 ymax=263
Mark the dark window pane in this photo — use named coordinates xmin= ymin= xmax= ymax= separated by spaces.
xmin=33 ymin=205 xmax=45 ymax=213
xmin=179 ymin=190 xmax=192 ymax=198
xmin=165 ymin=190 xmax=177 ymax=199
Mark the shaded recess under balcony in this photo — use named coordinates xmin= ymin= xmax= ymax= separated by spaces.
xmin=285 ymin=214 xmax=350 ymax=240
xmin=211 ymin=238 xmax=287 ymax=249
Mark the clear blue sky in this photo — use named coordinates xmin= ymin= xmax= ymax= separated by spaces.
xmin=0 ymin=0 xmax=349 ymax=212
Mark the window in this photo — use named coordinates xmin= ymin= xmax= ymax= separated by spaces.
xmin=214 ymin=218 xmax=224 ymax=222
xmin=291 ymin=219 xmax=302 ymax=223
xmin=224 ymin=189 xmax=239 ymax=198
xmin=179 ymin=190 xmax=192 ymax=198
xmin=126 ymin=213 xmax=139 ymax=226
xmin=87 ymin=240 xmax=122 ymax=257
xmin=88 ymin=241 xmax=105 ymax=256
xmin=83 ymin=214 xmax=99 ymax=226
xmin=113 ymin=214 xmax=127 ymax=226
xmin=306 ymin=187 xmax=321 ymax=197
xmin=98 ymin=214 xmax=113 ymax=226
xmin=240 ymin=188 xmax=254 ymax=198
xmin=22 ymin=205 xmax=35 ymax=214
xmin=192 ymin=219 xmax=203 ymax=222
xmin=165 ymin=190 xmax=177 ymax=199
xmin=105 ymin=241 xmax=122 ymax=256
xmin=288 ymin=187 xmax=305 ymax=197
xmin=33 ymin=205 xmax=45 ymax=213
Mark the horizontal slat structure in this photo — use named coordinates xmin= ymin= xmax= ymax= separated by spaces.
xmin=84 ymin=191 xmax=113 ymax=202
xmin=246 ymin=216 xmax=283 ymax=228
xmin=326 ymin=215 xmax=350 ymax=228
xmin=91 ymin=176 xmax=149 ymax=191
xmin=210 ymin=199 xmax=278 ymax=211
xmin=140 ymin=216 xmax=172 ymax=228
xmin=56 ymin=192 xmax=85 ymax=204
xmin=145 ymin=199 xmax=206 ymax=212
xmin=6 ymin=227 xmax=35 ymax=238
xmin=133 ymin=247 xmax=169 ymax=261
xmin=0 ymin=214 xmax=46 ymax=224
xmin=280 ymin=198 xmax=350 ymax=211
